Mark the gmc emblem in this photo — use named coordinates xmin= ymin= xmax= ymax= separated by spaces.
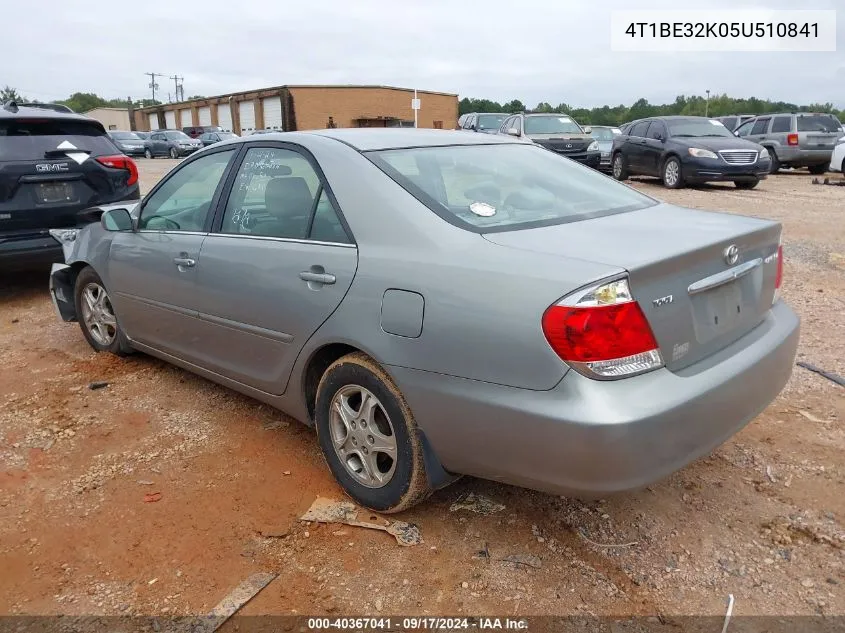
xmin=36 ymin=163 xmax=69 ymax=173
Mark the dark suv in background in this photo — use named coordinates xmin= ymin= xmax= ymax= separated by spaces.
xmin=0 ymin=101 xmax=139 ymax=268
xmin=735 ymin=112 xmax=841 ymax=174
xmin=458 ymin=112 xmax=509 ymax=134
xmin=611 ymin=116 xmax=770 ymax=189
xmin=182 ymin=125 xmax=223 ymax=139
xmin=498 ymin=113 xmax=601 ymax=168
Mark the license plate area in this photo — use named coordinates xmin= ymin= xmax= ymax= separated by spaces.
xmin=690 ymin=271 xmax=762 ymax=344
xmin=35 ymin=182 xmax=77 ymax=204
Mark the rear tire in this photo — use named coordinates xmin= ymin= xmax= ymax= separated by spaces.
xmin=314 ymin=352 xmax=432 ymax=513
xmin=767 ymin=147 xmax=780 ymax=174
xmin=611 ymin=153 xmax=629 ymax=181
xmin=734 ymin=179 xmax=759 ymax=190
xmin=74 ymin=267 xmax=132 ymax=356
xmin=144 ymin=148 xmax=153 ymax=159
xmin=169 ymin=147 xmax=179 ymax=159
xmin=662 ymin=156 xmax=684 ymax=189
xmin=808 ymin=164 xmax=827 ymax=175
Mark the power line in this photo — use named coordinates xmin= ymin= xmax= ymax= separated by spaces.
xmin=145 ymin=72 xmax=164 ymax=103
xmin=170 ymin=75 xmax=184 ymax=102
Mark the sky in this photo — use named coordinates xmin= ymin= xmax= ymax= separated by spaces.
xmin=3 ymin=0 xmax=843 ymax=109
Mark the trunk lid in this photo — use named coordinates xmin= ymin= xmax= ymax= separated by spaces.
xmin=484 ymin=203 xmax=782 ymax=371
xmin=0 ymin=117 xmax=133 ymax=232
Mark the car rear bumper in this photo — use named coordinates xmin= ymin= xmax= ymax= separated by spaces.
xmin=682 ymin=159 xmax=770 ymax=182
xmin=390 ymin=300 xmax=799 ymax=497
xmin=775 ymin=147 xmax=832 ymax=166
xmin=0 ymin=233 xmax=64 ymax=269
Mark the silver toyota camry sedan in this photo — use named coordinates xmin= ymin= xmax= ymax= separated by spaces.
xmin=49 ymin=129 xmax=799 ymax=513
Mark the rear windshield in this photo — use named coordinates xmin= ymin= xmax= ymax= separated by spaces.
xmin=476 ymin=114 xmax=506 ymax=130
xmin=0 ymin=118 xmax=116 ymax=160
xmin=796 ymin=114 xmax=840 ymax=133
xmin=590 ymin=127 xmax=618 ymax=141
xmin=524 ymin=116 xmax=583 ymax=135
xmin=368 ymin=143 xmax=656 ymax=233
xmin=668 ymin=119 xmax=734 ymax=138
xmin=110 ymin=131 xmax=141 ymax=140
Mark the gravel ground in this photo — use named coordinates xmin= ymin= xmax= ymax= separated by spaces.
xmin=0 ymin=161 xmax=842 ymax=621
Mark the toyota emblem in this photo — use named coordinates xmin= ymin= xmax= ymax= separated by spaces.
xmin=724 ymin=244 xmax=739 ymax=266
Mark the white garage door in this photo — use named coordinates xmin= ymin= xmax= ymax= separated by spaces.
xmin=198 ymin=106 xmax=211 ymax=126
xmin=239 ymin=100 xmax=255 ymax=134
xmin=262 ymin=96 xmax=282 ymax=131
xmin=217 ymin=103 xmax=232 ymax=132
xmin=148 ymin=112 xmax=159 ymax=131
xmin=178 ymin=108 xmax=192 ymax=128
xmin=164 ymin=110 xmax=176 ymax=129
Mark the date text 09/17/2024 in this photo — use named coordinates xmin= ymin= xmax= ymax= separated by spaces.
xmin=307 ymin=617 xmax=530 ymax=630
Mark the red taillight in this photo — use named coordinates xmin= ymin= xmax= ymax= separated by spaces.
xmin=542 ymin=302 xmax=659 ymax=363
xmin=542 ymin=278 xmax=664 ymax=379
xmin=96 ymin=154 xmax=138 ymax=186
xmin=787 ymin=133 xmax=799 ymax=146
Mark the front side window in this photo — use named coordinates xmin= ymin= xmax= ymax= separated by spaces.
xmin=220 ymin=146 xmax=348 ymax=242
xmin=735 ymin=120 xmax=754 ymax=137
xmin=647 ymin=122 xmax=666 ymax=140
xmin=523 ymin=116 xmax=583 ymax=135
xmin=369 ymin=143 xmax=656 ymax=233
xmin=139 ymin=149 xmax=235 ymax=231
xmin=630 ymin=121 xmax=650 ymax=138
xmin=750 ymin=118 xmax=770 ymax=135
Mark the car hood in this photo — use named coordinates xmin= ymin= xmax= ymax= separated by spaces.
xmin=670 ymin=136 xmax=763 ymax=152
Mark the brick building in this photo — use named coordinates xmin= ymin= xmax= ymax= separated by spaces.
xmin=134 ymin=85 xmax=458 ymax=134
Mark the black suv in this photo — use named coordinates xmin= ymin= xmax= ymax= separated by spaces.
xmin=611 ymin=116 xmax=770 ymax=189
xmin=0 ymin=101 xmax=140 ymax=268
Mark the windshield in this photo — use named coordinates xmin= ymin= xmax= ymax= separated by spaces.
xmin=796 ymin=114 xmax=840 ymax=133
xmin=523 ymin=116 xmax=583 ymax=135
xmin=668 ymin=119 xmax=734 ymax=138
xmin=219 ymin=133 xmax=237 ymax=139
xmin=166 ymin=131 xmax=190 ymax=140
xmin=589 ymin=127 xmax=619 ymax=141
xmin=477 ymin=114 xmax=506 ymax=130
xmin=369 ymin=143 xmax=655 ymax=232
xmin=110 ymin=131 xmax=141 ymax=140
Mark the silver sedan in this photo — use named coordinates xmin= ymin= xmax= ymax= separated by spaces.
xmin=49 ymin=129 xmax=800 ymax=512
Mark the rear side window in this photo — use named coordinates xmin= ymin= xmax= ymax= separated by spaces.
xmin=369 ymin=143 xmax=656 ymax=233
xmin=771 ymin=116 xmax=792 ymax=133
xmin=0 ymin=118 xmax=116 ymax=160
xmin=797 ymin=114 xmax=840 ymax=133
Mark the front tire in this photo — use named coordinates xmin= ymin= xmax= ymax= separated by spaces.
xmin=144 ymin=148 xmax=153 ymax=159
xmin=662 ymin=156 xmax=684 ymax=189
xmin=808 ymin=164 xmax=827 ymax=175
xmin=611 ymin=153 xmax=629 ymax=181
xmin=74 ymin=267 xmax=132 ymax=356
xmin=767 ymin=147 xmax=780 ymax=174
xmin=734 ymin=179 xmax=759 ymax=190
xmin=169 ymin=147 xmax=179 ymax=159
xmin=315 ymin=352 xmax=432 ymax=513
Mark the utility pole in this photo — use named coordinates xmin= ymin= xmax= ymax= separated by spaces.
xmin=171 ymin=75 xmax=184 ymax=101
xmin=145 ymin=72 xmax=162 ymax=103
xmin=705 ymin=89 xmax=711 ymax=117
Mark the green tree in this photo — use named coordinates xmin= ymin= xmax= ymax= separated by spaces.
xmin=1 ymin=85 xmax=26 ymax=102
xmin=502 ymin=99 xmax=525 ymax=113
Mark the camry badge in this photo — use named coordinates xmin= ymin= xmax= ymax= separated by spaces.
xmin=724 ymin=244 xmax=739 ymax=266
xmin=653 ymin=294 xmax=674 ymax=307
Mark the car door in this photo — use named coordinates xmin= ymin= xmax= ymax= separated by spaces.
xmin=191 ymin=144 xmax=358 ymax=394
xmin=106 ymin=147 xmax=239 ymax=359
xmin=625 ymin=120 xmax=652 ymax=173
xmin=734 ymin=119 xmax=755 ymax=139
xmin=747 ymin=117 xmax=771 ymax=144
xmin=641 ymin=120 xmax=667 ymax=175
xmin=153 ymin=132 xmax=168 ymax=156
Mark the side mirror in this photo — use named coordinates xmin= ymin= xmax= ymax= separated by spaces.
xmin=507 ymin=127 xmax=520 ymax=137
xmin=101 ymin=207 xmax=133 ymax=232
xmin=734 ymin=131 xmax=740 ymax=137
xmin=655 ymin=133 xmax=664 ymax=141
xmin=583 ymin=126 xmax=592 ymax=134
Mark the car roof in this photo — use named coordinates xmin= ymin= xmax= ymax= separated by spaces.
xmin=308 ymin=128 xmax=520 ymax=151
xmin=0 ymin=101 xmax=103 ymax=127
xmin=523 ymin=113 xmax=573 ymax=117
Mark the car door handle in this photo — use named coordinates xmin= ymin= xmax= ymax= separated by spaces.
xmin=173 ymin=257 xmax=196 ymax=268
xmin=299 ymin=271 xmax=336 ymax=285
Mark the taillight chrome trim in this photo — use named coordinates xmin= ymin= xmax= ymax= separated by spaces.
xmin=570 ymin=349 xmax=665 ymax=381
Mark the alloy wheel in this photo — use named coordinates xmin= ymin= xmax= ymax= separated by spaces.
xmin=80 ymin=283 xmax=117 ymax=346
xmin=328 ymin=385 xmax=397 ymax=488
xmin=612 ymin=155 xmax=622 ymax=178
xmin=664 ymin=160 xmax=679 ymax=187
